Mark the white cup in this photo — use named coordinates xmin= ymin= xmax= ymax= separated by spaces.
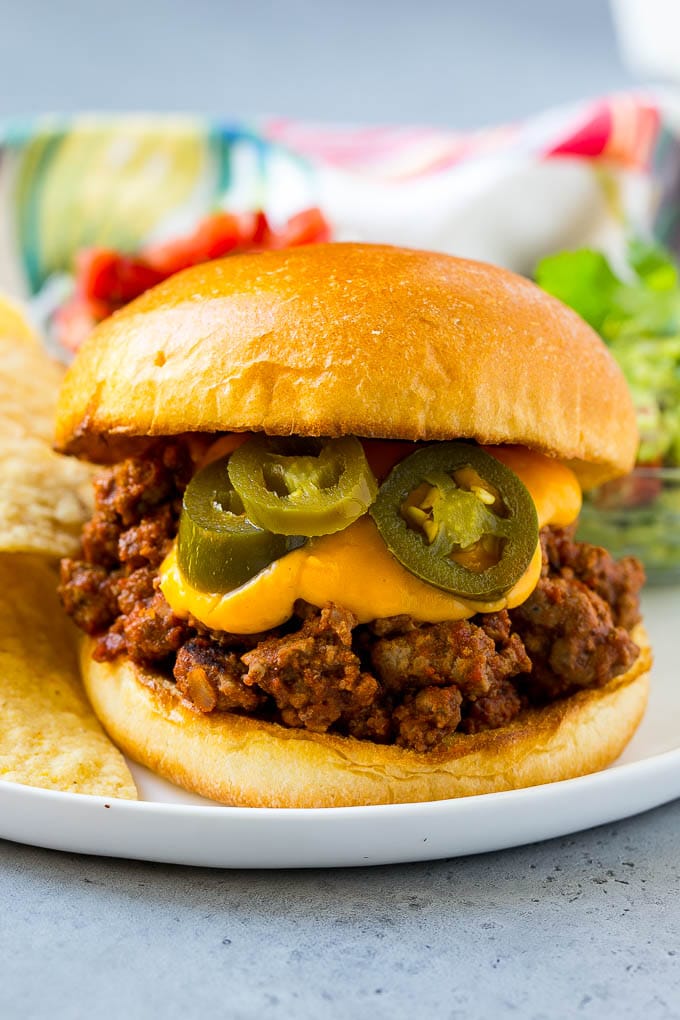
xmin=611 ymin=0 xmax=680 ymax=80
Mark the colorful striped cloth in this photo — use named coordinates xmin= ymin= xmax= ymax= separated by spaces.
xmin=0 ymin=92 xmax=678 ymax=352
xmin=265 ymin=95 xmax=662 ymax=176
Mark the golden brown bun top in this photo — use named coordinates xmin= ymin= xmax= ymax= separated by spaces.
xmin=55 ymin=243 xmax=638 ymax=485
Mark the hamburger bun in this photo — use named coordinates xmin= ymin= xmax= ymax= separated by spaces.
xmin=55 ymin=243 xmax=637 ymax=487
xmin=55 ymin=243 xmax=648 ymax=807
xmin=81 ymin=628 xmax=650 ymax=807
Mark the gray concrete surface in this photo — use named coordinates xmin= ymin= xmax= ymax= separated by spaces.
xmin=2 ymin=800 xmax=680 ymax=1019
xmin=1 ymin=3 xmax=678 ymax=1018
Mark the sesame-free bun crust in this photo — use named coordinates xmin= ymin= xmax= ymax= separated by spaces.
xmin=56 ymin=244 xmax=637 ymax=487
xmin=81 ymin=628 xmax=651 ymax=808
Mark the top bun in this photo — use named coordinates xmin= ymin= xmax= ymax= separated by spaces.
xmin=55 ymin=243 xmax=637 ymax=486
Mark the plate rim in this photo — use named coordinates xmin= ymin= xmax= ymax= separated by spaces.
xmin=3 ymin=742 xmax=680 ymax=820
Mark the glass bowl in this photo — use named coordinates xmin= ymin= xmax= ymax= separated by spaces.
xmin=577 ymin=467 xmax=680 ymax=585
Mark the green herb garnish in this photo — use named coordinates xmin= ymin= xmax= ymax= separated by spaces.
xmin=536 ymin=240 xmax=680 ymax=466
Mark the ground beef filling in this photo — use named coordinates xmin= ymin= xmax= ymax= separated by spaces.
xmin=59 ymin=446 xmax=645 ymax=753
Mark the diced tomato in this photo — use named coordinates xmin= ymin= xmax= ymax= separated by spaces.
xmin=146 ymin=212 xmax=245 ymax=274
xmin=76 ymin=248 xmax=166 ymax=305
xmin=593 ymin=471 xmax=663 ymax=510
xmin=250 ymin=210 xmax=274 ymax=246
xmin=144 ymin=210 xmax=279 ymax=274
xmin=198 ymin=432 xmax=254 ymax=468
xmin=54 ymin=295 xmax=111 ymax=353
xmin=143 ymin=237 xmax=203 ymax=276
xmin=271 ymin=207 xmax=331 ymax=248
xmin=59 ymin=207 xmax=332 ymax=352
xmin=361 ymin=440 xmax=420 ymax=482
xmin=74 ymin=249 xmax=119 ymax=300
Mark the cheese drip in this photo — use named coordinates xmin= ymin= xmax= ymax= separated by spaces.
xmin=160 ymin=446 xmax=582 ymax=634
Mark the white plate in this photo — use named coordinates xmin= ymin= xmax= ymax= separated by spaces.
xmin=1 ymin=587 xmax=678 ymax=868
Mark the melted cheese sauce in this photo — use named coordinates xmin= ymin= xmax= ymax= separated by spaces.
xmin=160 ymin=446 xmax=582 ymax=634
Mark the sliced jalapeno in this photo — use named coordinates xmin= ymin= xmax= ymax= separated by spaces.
xmin=177 ymin=456 xmax=305 ymax=593
xmin=227 ymin=435 xmax=378 ymax=537
xmin=369 ymin=443 xmax=538 ymax=599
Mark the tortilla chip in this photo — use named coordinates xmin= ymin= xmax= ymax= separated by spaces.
xmin=0 ymin=334 xmax=67 ymax=444
xmin=0 ymin=295 xmax=96 ymax=555
xmin=0 ymin=294 xmax=40 ymax=348
xmin=0 ymin=553 xmax=137 ymax=798
xmin=0 ymin=438 xmax=93 ymax=556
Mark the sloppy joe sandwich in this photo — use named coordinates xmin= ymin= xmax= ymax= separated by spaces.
xmin=55 ymin=243 xmax=651 ymax=806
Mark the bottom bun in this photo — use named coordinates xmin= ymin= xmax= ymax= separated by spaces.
xmin=81 ymin=627 xmax=651 ymax=808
